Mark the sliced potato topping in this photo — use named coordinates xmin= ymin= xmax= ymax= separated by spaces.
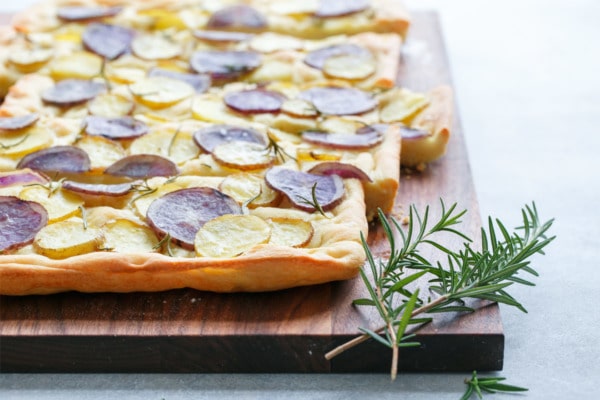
xmin=280 ymin=98 xmax=319 ymax=118
xmin=129 ymin=127 xmax=199 ymax=165
xmin=19 ymin=186 xmax=84 ymax=223
xmin=102 ymin=219 xmax=159 ymax=253
xmin=130 ymin=77 xmax=195 ymax=109
xmin=48 ymin=51 xmax=103 ymax=81
xmin=195 ymin=214 xmax=271 ymax=258
xmin=33 ymin=218 xmax=102 ymax=259
xmin=131 ymin=34 xmax=182 ymax=60
xmin=88 ymin=93 xmax=135 ymax=118
xmin=8 ymin=47 xmax=54 ymax=73
xmin=250 ymin=33 xmax=304 ymax=53
xmin=137 ymin=9 xmax=187 ymax=30
xmin=267 ymin=217 xmax=313 ymax=248
xmin=0 ymin=127 xmax=53 ymax=158
xmin=212 ymin=141 xmax=275 ymax=171
xmin=323 ymin=54 xmax=376 ymax=80
xmin=219 ymin=172 xmax=280 ymax=208
xmin=380 ymin=89 xmax=430 ymax=123
xmin=75 ymin=135 xmax=126 ymax=172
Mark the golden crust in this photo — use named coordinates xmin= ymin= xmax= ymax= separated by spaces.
xmin=0 ymin=179 xmax=367 ymax=295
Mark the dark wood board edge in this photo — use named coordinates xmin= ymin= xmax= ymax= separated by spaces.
xmin=0 ymin=11 xmax=504 ymax=373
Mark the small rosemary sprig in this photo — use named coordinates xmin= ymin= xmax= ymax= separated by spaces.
xmin=129 ymin=179 xmax=158 ymax=204
xmin=298 ymin=182 xmax=327 ymax=217
xmin=461 ymin=371 xmax=528 ymax=399
xmin=265 ymin=134 xmax=296 ymax=163
xmin=325 ymin=201 xmax=555 ymax=381
xmin=24 ymin=177 xmax=65 ymax=197
xmin=153 ymin=233 xmax=175 ymax=257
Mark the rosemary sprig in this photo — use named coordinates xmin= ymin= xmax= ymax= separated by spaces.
xmin=461 ymin=371 xmax=528 ymax=399
xmin=325 ymin=201 xmax=555 ymax=381
xmin=298 ymin=182 xmax=327 ymax=217
xmin=265 ymin=134 xmax=296 ymax=163
xmin=153 ymin=233 xmax=175 ymax=257
xmin=129 ymin=179 xmax=158 ymax=204
xmin=24 ymin=177 xmax=65 ymax=197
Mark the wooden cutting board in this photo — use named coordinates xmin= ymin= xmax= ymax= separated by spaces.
xmin=0 ymin=12 xmax=504 ymax=373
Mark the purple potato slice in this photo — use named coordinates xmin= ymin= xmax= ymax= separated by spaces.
xmin=0 ymin=113 xmax=39 ymax=130
xmin=190 ymin=50 xmax=261 ymax=79
xmin=104 ymin=154 xmax=179 ymax=178
xmin=0 ymin=169 xmax=48 ymax=188
xmin=41 ymin=79 xmax=106 ymax=106
xmin=16 ymin=146 xmax=91 ymax=173
xmin=299 ymin=87 xmax=377 ymax=115
xmin=206 ymin=5 xmax=267 ymax=30
xmin=399 ymin=126 xmax=430 ymax=139
xmin=307 ymin=162 xmax=372 ymax=182
xmin=304 ymin=44 xmax=371 ymax=70
xmin=192 ymin=124 xmax=265 ymax=153
xmin=82 ymin=23 xmax=134 ymax=60
xmin=84 ymin=115 xmax=148 ymax=140
xmin=265 ymin=166 xmax=344 ymax=212
xmin=146 ymin=187 xmax=242 ymax=250
xmin=223 ymin=89 xmax=285 ymax=114
xmin=0 ymin=196 xmax=48 ymax=252
xmin=56 ymin=6 xmax=123 ymax=21
xmin=315 ymin=0 xmax=370 ymax=18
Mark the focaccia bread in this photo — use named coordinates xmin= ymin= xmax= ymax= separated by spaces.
xmin=0 ymin=172 xmax=368 ymax=295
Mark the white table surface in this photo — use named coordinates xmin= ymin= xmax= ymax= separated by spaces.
xmin=1 ymin=0 xmax=600 ymax=399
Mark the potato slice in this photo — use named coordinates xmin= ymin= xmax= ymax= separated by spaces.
xmin=195 ymin=214 xmax=271 ymax=258
xmin=380 ymin=90 xmax=430 ymax=123
xmin=131 ymin=34 xmax=182 ymax=60
xmin=323 ymin=54 xmax=376 ymax=80
xmin=267 ymin=218 xmax=313 ymax=248
xmin=8 ymin=47 xmax=54 ymax=73
xmin=219 ymin=172 xmax=280 ymax=208
xmin=129 ymin=127 xmax=199 ymax=165
xmin=105 ymin=66 xmax=147 ymax=84
xmin=0 ymin=127 xmax=52 ymax=158
xmin=130 ymin=76 xmax=195 ymax=109
xmin=102 ymin=219 xmax=159 ymax=253
xmin=49 ymin=51 xmax=103 ymax=81
xmin=191 ymin=94 xmax=241 ymax=123
xmin=138 ymin=9 xmax=187 ymax=30
xmin=33 ymin=218 xmax=102 ymax=259
xmin=75 ymin=135 xmax=126 ymax=172
xmin=212 ymin=141 xmax=274 ymax=171
xmin=88 ymin=93 xmax=135 ymax=117
xmin=280 ymin=98 xmax=319 ymax=118
xmin=295 ymin=147 xmax=342 ymax=162
xmin=19 ymin=186 xmax=84 ymax=223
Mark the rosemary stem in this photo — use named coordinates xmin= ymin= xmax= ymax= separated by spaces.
xmin=325 ymin=294 xmax=450 ymax=360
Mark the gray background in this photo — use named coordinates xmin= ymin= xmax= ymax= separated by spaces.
xmin=2 ymin=0 xmax=600 ymax=398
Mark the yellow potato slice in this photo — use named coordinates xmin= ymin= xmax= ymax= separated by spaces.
xmin=212 ymin=141 xmax=275 ymax=171
xmin=195 ymin=214 xmax=271 ymax=258
xmin=131 ymin=34 xmax=182 ymax=60
xmin=129 ymin=127 xmax=199 ymax=165
xmin=323 ymin=54 xmax=377 ymax=81
xmin=280 ymin=98 xmax=319 ymax=118
xmin=267 ymin=218 xmax=314 ymax=248
xmin=191 ymin=94 xmax=239 ymax=123
xmin=8 ymin=47 xmax=54 ymax=73
xmin=102 ymin=219 xmax=159 ymax=253
xmin=219 ymin=172 xmax=280 ymax=208
xmin=380 ymin=90 xmax=430 ymax=123
xmin=87 ymin=93 xmax=135 ymax=117
xmin=0 ymin=127 xmax=52 ymax=158
xmin=296 ymin=147 xmax=342 ymax=162
xmin=105 ymin=66 xmax=147 ymax=84
xmin=33 ymin=218 xmax=102 ymax=259
xmin=130 ymin=76 xmax=195 ymax=109
xmin=49 ymin=51 xmax=103 ymax=81
xmin=138 ymin=9 xmax=187 ymax=30
xmin=74 ymin=135 xmax=126 ymax=172
xmin=19 ymin=186 xmax=84 ymax=223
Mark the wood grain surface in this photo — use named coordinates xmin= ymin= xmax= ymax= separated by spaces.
xmin=0 ymin=12 xmax=504 ymax=373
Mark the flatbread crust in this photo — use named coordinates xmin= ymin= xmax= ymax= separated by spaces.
xmin=0 ymin=179 xmax=367 ymax=295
